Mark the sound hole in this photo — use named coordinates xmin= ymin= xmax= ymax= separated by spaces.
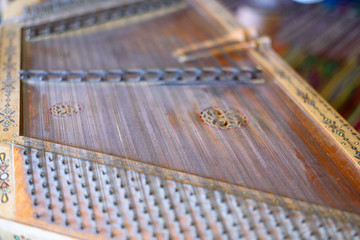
xmin=49 ymin=103 xmax=83 ymax=118
xmin=199 ymin=107 xmax=248 ymax=130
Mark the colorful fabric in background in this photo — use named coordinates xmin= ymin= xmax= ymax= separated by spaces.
xmin=222 ymin=0 xmax=360 ymax=131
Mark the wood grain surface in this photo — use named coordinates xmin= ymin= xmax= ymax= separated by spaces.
xmin=21 ymin=76 xmax=360 ymax=215
xmin=0 ymin=0 xmax=357 ymax=239
xmin=18 ymin=5 xmax=360 ymax=216
xmin=8 ymin=4 xmax=360 ymax=239
xmin=22 ymin=6 xmax=229 ymax=70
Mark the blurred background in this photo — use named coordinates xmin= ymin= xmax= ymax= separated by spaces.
xmin=1 ymin=0 xmax=359 ymax=130
xmin=221 ymin=0 xmax=360 ymax=131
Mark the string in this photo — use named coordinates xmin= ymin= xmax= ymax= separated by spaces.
xmin=198 ymin=1 xmax=350 ymax=212
xmin=134 ymin=14 xmax=189 ymax=236
xmin=175 ymin=8 xmax=240 ymax=232
xmin=205 ymin=3 xmax=304 ymax=199
xmin=38 ymin=33 xmax=55 ymax=222
xmin=185 ymin=12 xmax=265 ymax=235
xmin=207 ymin=6 xmax=277 ymax=197
xmin=24 ymin=0 xmax=262 ymax=235
xmin=93 ymin=22 xmax=136 ymax=235
xmin=61 ymin=24 xmax=98 ymax=230
xmin=105 ymin=11 xmax=154 ymax=236
xmin=183 ymin=1 xmax=253 ymax=183
xmin=177 ymin=6 xmax=230 ymax=184
xmin=78 ymin=24 xmax=118 ymax=232
xmin=67 ymin=26 xmax=91 ymax=229
xmin=179 ymin=2 xmax=274 ymax=226
xmin=121 ymin=14 xmax=177 ymax=236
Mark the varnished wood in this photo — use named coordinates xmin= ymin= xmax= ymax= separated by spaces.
xmin=0 ymin=0 xmax=359 ymax=239
xmin=22 ymin=76 xmax=360 ymax=214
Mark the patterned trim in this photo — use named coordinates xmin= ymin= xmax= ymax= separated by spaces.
xmin=0 ymin=24 xmax=20 ymax=211
xmin=0 ymin=153 xmax=10 ymax=203
xmin=0 ymin=28 xmax=16 ymax=132
xmin=0 ymin=25 xmax=20 ymax=137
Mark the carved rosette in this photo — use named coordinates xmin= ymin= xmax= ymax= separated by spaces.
xmin=199 ymin=107 xmax=248 ymax=130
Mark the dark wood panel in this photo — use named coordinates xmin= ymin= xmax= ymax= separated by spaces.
xmin=0 ymin=0 xmax=358 ymax=239
xmin=19 ymin=1 xmax=360 ymax=217
xmin=17 ymin=0 xmax=360 ymax=227
xmin=21 ymin=78 xmax=360 ymax=214
xmin=22 ymin=6 xmax=231 ymax=70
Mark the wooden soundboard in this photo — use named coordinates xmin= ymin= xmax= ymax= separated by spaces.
xmin=0 ymin=0 xmax=359 ymax=239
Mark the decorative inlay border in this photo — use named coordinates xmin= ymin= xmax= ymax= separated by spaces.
xmin=0 ymin=27 xmax=18 ymax=134
xmin=0 ymin=24 xmax=20 ymax=214
xmin=0 ymin=153 xmax=10 ymax=203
